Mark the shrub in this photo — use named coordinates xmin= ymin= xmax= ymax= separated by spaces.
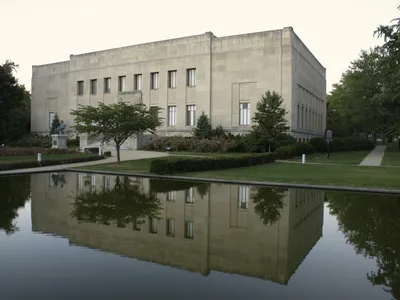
xmin=0 ymin=155 xmax=105 ymax=171
xmin=67 ymin=137 xmax=80 ymax=147
xmin=10 ymin=134 xmax=52 ymax=148
xmin=310 ymin=136 xmax=375 ymax=152
xmin=84 ymin=147 xmax=100 ymax=154
xmin=276 ymin=143 xmax=315 ymax=159
xmin=149 ymin=153 xmax=277 ymax=175
xmin=0 ymin=147 xmax=79 ymax=156
xmin=103 ymin=151 xmax=112 ymax=158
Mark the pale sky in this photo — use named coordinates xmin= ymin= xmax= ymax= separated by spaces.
xmin=0 ymin=0 xmax=398 ymax=93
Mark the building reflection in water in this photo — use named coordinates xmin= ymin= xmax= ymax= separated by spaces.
xmin=31 ymin=172 xmax=324 ymax=285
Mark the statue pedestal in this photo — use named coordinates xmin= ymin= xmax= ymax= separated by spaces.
xmin=51 ymin=134 xmax=68 ymax=149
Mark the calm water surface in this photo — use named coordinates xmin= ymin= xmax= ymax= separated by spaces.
xmin=0 ymin=172 xmax=399 ymax=299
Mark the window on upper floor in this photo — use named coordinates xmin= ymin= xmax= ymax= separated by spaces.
xmin=185 ymin=187 xmax=195 ymax=203
xmin=134 ymin=74 xmax=142 ymax=90
xmin=118 ymin=76 xmax=126 ymax=92
xmin=187 ymin=68 xmax=196 ymax=87
xmin=238 ymin=185 xmax=249 ymax=209
xmin=77 ymin=81 xmax=84 ymax=96
xmin=168 ymin=105 xmax=177 ymax=126
xmin=149 ymin=217 xmax=158 ymax=234
xmin=184 ymin=221 xmax=194 ymax=239
xmin=166 ymin=218 xmax=175 ymax=237
xmin=239 ymin=103 xmax=250 ymax=126
xmin=151 ymin=72 xmax=159 ymax=89
xmin=104 ymin=77 xmax=111 ymax=93
xmin=90 ymin=79 xmax=97 ymax=95
xmin=168 ymin=70 xmax=177 ymax=88
xmin=186 ymin=105 xmax=196 ymax=126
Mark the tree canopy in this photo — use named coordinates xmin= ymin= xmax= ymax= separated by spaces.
xmin=71 ymin=102 xmax=162 ymax=162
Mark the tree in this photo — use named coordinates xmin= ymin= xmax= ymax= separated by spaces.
xmin=71 ymin=102 xmax=162 ymax=163
xmin=250 ymin=90 xmax=289 ymax=152
xmin=193 ymin=112 xmax=212 ymax=139
xmin=50 ymin=113 xmax=61 ymax=134
xmin=0 ymin=60 xmax=31 ymax=143
xmin=251 ymin=187 xmax=286 ymax=226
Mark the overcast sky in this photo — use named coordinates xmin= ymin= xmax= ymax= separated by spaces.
xmin=0 ymin=0 xmax=398 ymax=92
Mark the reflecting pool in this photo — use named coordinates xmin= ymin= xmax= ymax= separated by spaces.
xmin=0 ymin=172 xmax=399 ymax=299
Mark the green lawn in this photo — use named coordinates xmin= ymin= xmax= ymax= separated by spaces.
xmin=78 ymin=157 xmax=400 ymax=190
xmin=382 ymin=143 xmax=400 ymax=166
xmin=0 ymin=153 xmax=96 ymax=164
xmin=287 ymin=150 xmax=370 ymax=165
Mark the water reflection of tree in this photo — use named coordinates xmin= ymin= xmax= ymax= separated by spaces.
xmin=0 ymin=175 xmax=31 ymax=235
xmin=71 ymin=176 xmax=162 ymax=228
xmin=251 ymin=187 xmax=287 ymax=226
xmin=149 ymin=179 xmax=210 ymax=198
xmin=327 ymin=191 xmax=400 ymax=299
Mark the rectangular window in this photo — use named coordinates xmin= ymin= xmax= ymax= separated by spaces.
xmin=239 ymin=103 xmax=250 ymax=125
xmin=167 ymin=190 xmax=176 ymax=202
xmin=49 ymin=112 xmax=55 ymax=128
xmin=187 ymin=68 xmax=196 ymax=86
xmin=150 ymin=106 xmax=159 ymax=120
xmin=134 ymin=74 xmax=142 ymax=90
xmin=301 ymin=106 xmax=305 ymax=129
xmin=104 ymin=77 xmax=111 ymax=93
xmin=185 ymin=188 xmax=195 ymax=203
xmin=104 ymin=175 xmax=111 ymax=191
xmin=78 ymin=174 xmax=84 ymax=190
xmin=297 ymin=104 xmax=300 ymax=128
xmin=184 ymin=221 xmax=194 ymax=239
xmin=238 ymin=185 xmax=249 ymax=209
xmin=168 ymin=70 xmax=177 ymax=88
xmin=118 ymin=76 xmax=126 ymax=92
xmin=166 ymin=218 xmax=175 ymax=237
xmin=151 ymin=72 xmax=159 ymax=89
xmin=90 ymin=79 xmax=97 ymax=95
xmin=77 ymin=81 xmax=84 ymax=96
xmin=168 ymin=106 xmax=177 ymax=126
xmin=133 ymin=219 xmax=141 ymax=231
xmin=149 ymin=217 xmax=158 ymax=234
xmin=186 ymin=105 xmax=196 ymax=126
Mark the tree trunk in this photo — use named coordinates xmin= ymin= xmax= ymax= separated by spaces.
xmin=116 ymin=144 xmax=121 ymax=163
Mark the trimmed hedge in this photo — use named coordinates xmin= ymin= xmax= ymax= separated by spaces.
xmin=0 ymin=155 xmax=105 ymax=171
xmin=276 ymin=143 xmax=315 ymax=159
xmin=150 ymin=153 xmax=277 ymax=175
xmin=310 ymin=137 xmax=375 ymax=152
xmin=0 ymin=147 xmax=79 ymax=156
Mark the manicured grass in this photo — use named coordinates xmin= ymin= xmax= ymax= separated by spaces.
xmin=77 ymin=157 xmax=400 ymax=190
xmin=382 ymin=143 xmax=400 ymax=166
xmin=0 ymin=153 xmax=97 ymax=164
xmin=287 ymin=150 xmax=370 ymax=165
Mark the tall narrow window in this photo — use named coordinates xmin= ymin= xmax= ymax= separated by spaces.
xmin=134 ymin=74 xmax=142 ymax=90
xmin=151 ymin=72 xmax=159 ymax=89
xmin=104 ymin=77 xmax=111 ymax=93
xmin=104 ymin=175 xmax=111 ymax=191
xmin=167 ymin=190 xmax=176 ymax=202
xmin=166 ymin=218 xmax=175 ymax=237
xmin=149 ymin=217 xmax=158 ymax=234
xmin=186 ymin=105 xmax=196 ymax=126
xmin=133 ymin=219 xmax=141 ymax=231
xmin=78 ymin=174 xmax=83 ymax=190
xmin=118 ymin=76 xmax=126 ymax=92
xmin=49 ymin=112 xmax=55 ymax=128
xmin=187 ymin=68 xmax=196 ymax=86
xmin=77 ymin=81 xmax=84 ymax=96
xmin=185 ymin=188 xmax=195 ymax=203
xmin=239 ymin=103 xmax=250 ymax=125
xmin=90 ymin=79 xmax=97 ymax=95
xmin=301 ymin=106 xmax=305 ymax=129
xmin=238 ymin=185 xmax=249 ymax=209
xmin=185 ymin=221 xmax=194 ymax=239
xmin=168 ymin=106 xmax=177 ymax=126
xmin=297 ymin=104 xmax=300 ymax=128
xmin=168 ymin=70 xmax=177 ymax=88
xmin=305 ymin=108 xmax=309 ymax=130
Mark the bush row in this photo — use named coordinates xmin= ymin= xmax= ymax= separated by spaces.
xmin=8 ymin=134 xmax=80 ymax=149
xmin=149 ymin=153 xmax=277 ymax=175
xmin=0 ymin=155 xmax=105 ymax=171
xmin=0 ymin=147 xmax=79 ymax=156
xmin=275 ymin=143 xmax=315 ymax=159
xmin=310 ymin=137 xmax=375 ymax=152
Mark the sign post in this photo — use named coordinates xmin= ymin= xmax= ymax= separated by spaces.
xmin=326 ymin=130 xmax=333 ymax=158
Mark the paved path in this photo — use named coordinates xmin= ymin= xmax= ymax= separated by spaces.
xmin=0 ymin=150 xmax=168 ymax=176
xmin=359 ymin=145 xmax=386 ymax=166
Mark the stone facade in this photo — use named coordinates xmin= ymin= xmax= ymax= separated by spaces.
xmin=31 ymin=172 xmax=325 ymax=285
xmin=31 ymin=27 xmax=326 ymax=149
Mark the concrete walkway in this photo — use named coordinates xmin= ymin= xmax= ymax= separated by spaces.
xmin=359 ymin=145 xmax=386 ymax=166
xmin=0 ymin=150 xmax=168 ymax=176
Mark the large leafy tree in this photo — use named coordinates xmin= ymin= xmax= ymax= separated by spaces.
xmin=251 ymin=186 xmax=286 ymax=226
xmin=71 ymin=102 xmax=162 ymax=163
xmin=0 ymin=60 xmax=31 ymax=143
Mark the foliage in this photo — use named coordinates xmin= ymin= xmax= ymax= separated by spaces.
xmin=0 ymin=155 xmax=104 ymax=171
xmin=71 ymin=176 xmax=162 ymax=228
xmin=71 ymin=102 xmax=162 ymax=163
xmin=310 ymin=137 xmax=375 ymax=152
xmin=251 ymin=187 xmax=287 ymax=226
xmin=276 ymin=143 xmax=315 ymax=159
xmin=149 ymin=178 xmax=210 ymax=194
xmin=10 ymin=134 xmax=51 ymax=148
xmin=149 ymin=153 xmax=277 ymax=175
xmin=50 ymin=113 xmax=61 ymax=134
xmin=249 ymin=90 xmax=289 ymax=152
xmin=103 ymin=151 xmax=112 ymax=158
xmin=67 ymin=136 xmax=80 ymax=148
xmin=193 ymin=112 xmax=212 ymax=139
xmin=0 ymin=60 xmax=31 ymax=144
xmin=0 ymin=147 xmax=78 ymax=156
xmin=0 ymin=175 xmax=30 ymax=235
xmin=327 ymin=191 xmax=400 ymax=299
